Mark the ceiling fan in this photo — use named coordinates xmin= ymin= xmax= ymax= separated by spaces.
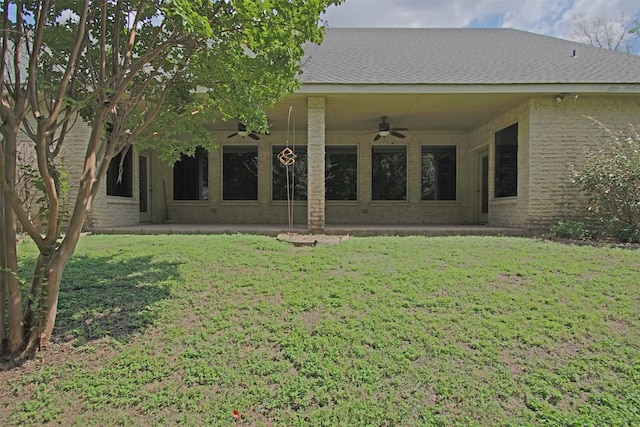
xmin=372 ymin=116 xmax=408 ymax=141
xmin=227 ymin=123 xmax=260 ymax=140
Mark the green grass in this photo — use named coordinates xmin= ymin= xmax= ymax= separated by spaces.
xmin=2 ymin=234 xmax=639 ymax=426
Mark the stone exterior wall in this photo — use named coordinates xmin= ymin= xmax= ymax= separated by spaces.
xmin=324 ymin=131 xmax=469 ymax=224
xmin=54 ymin=94 xmax=640 ymax=230
xmin=527 ymin=96 xmax=640 ymax=227
xmin=42 ymin=121 xmax=93 ymax=229
xmin=463 ymin=95 xmax=640 ymax=230
xmin=88 ymin=158 xmax=140 ymax=229
xmin=467 ymin=101 xmax=531 ymax=228
xmin=153 ymin=133 xmax=309 ymax=226
xmin=145 ymin=125 xmax=476 ymax=226
xmin=307 ymin=97 xmax=326 ymax=231
xmin=57 ymin=122 xmax=139 ymax=230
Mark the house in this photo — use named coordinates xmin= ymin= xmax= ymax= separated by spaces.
xmin=68 ymin=28 xmax=640 ymax=232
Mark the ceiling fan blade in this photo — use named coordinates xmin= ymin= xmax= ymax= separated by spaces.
xmin=227 ymin=132 xmax=238 ymax=138
xmin=390 ymin=127 xmax=408 ymax=131
xmin=248 ymin=133 xmax=260 ymax=140
xmin=373 ymin=134 xmax=381 ymax=141
xmin=391 ymin=131 xmax=406 ymax=139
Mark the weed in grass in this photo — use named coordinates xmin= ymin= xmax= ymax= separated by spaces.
xmin=3 ymin=235 xmax=639 ymax=426
xmin=10 ymin=390 xmax=61 ymax=425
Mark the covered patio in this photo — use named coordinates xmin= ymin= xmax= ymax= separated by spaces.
xmin=87 ymin=28 xmax=640 ymax=233
xmin=92 ymin=223 xmax=530 ymax=238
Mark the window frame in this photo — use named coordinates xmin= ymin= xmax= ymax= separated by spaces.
xmin=325 ymin=145 xmax=358 ymax=201
xmin=420 ymin=145 xmax=457 ymax=201
xmin=371 ymin=145 xmax=407 ymax=201
xmin=494 ymin=123 xmax=518 ymax=198
xmin=106 ymin=148 xmax=133 ymax=198
xmin=173 ymin=146 xmax=209 ymax=201
xmin=222 ymin=145 xmax=259 ymax=201
xmin=272 ymin=145 xmax=308 ymax=201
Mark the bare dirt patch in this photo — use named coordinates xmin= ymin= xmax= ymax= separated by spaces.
xmin=277 ymin=233 xmax=349 ymax=247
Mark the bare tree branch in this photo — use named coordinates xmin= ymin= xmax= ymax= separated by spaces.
xmin=569 ymin=13 xmax=639 ymax=54
xmin=46 ymin=0 xmax=89 ymax=126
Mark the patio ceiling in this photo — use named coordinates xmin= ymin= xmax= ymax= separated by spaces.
xmin=209 ymin=87 xmax=639 ymax=135
xmin=261 ymin=92 xmax=531 ymax=133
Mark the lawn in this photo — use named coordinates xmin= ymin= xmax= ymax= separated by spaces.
xmin=1 ymin=234 xmax=639 ymax=426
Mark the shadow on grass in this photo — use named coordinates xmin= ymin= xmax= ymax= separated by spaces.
xmin=53 ymin=254 xmax=182 ymax=345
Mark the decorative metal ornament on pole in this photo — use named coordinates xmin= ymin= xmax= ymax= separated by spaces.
xmin=279 ymin=106 xmax=296 ymax=234
xmin=277 ymin=147 xmax=297 ymax=166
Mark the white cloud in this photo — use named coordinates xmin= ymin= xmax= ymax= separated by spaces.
xmin=322 ymin=0 xmax=640 ymax=38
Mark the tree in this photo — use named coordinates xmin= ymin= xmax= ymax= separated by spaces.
xmin=1 ymin=0 xmax=341 ymax=356
xmin=569 ymin=13 xmax=639 ymax=54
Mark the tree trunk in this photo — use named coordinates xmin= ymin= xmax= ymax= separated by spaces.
xmin=24 ymin=253 xmax=64 ymax=353
xmin=41 ymin=256 xmax=64 ymax=349
xmin=22 ymin=254 xmax=47 ymax=348
xmin=2 ymin=200 xmax=23 ymax=353
xmin=22 ymin=132 xmax=104 ymax=353
xmin=0 ymin=185 xmax=6 ymax=347
xmin=1 ymin=127 xmax=24 ymax=353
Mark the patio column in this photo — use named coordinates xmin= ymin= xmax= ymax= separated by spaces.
xmin=307 ymin=96 xmax=325 ymax=232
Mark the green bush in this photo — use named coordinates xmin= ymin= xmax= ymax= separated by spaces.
xmin=572 ymin=121 xmax=640 ymax=243
xmin=549 ymin=220 xmax=592 ymax=240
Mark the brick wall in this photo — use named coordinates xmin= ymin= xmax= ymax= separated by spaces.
xmin=148 ymin=126 xmax=476 ymax=226
xmin=307 ymin=97 xmax=326 ymax=231
xmin=152 ymin=133 xmax=309 ymax=225
xmin=81 ymin=94 xmax=640 ymax=230
xmin=59 ymin=121 xmax=140 ymax=230
xmin=527 ymin=96 xmax=640 ymax=227
xmin=463 ymin=95 xmax=640 ymax=229
xmin=324 ymin=131 xmax=470 ymax=224
xmin=467 ymin=101 xmax=531 ymax=227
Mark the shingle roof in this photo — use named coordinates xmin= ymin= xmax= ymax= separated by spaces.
xmin=300 ymin=28 xmax=640 ymax=85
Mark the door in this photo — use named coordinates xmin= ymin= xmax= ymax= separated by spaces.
xmin=139 ymin=154 xmax=152 ymax=222
xmin=478 ymin=149 xmax=489 ymax=223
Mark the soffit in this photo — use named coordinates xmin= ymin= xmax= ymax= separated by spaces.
xmin=209 ymin=91 xmax=640 ymax=134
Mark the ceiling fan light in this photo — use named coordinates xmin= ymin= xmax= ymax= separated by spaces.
xmin=378 ymin=130 xmax=390 ymax=137
xmin=237 ymin=130 xmax=249 ymax=137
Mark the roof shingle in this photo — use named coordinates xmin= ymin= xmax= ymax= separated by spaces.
xmin=301 ymin=28 xmax=640 ymax=85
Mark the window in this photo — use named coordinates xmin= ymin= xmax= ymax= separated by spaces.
xmin=139 ymin=155 xmax=149 ymax=213
xmin=372 ymin=146 xmax=406 ymax=201
xmin=223 ymin=146 xmax=258 ymax=200
xmin=272 ymin=146 xmax=307 ymax=201
xmin=326 ymin=146 xmax=357 ymax=200
xmin=494 ymin=123 xmax=518 ymax=198
xmin=106 ymin=148 xmax=133 ymax=197
xmin=173 ymin=146 xmax=208 ymax=200
xmin=421 ymin=146 xmax=456 ymax=200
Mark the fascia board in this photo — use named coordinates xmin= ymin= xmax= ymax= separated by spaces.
xmin=297 ymin=83 xmax=640 ymax=95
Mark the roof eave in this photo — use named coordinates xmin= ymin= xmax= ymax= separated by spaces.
xmin=297 ymin=83 xmax=640 ymax=94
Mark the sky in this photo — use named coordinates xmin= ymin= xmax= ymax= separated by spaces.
xmin=321 ymin=0 xmax=640 ymax=40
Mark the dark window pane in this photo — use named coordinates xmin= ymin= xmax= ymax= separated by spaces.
xmin=173 ymin=146 xmax=208 ymax=200
xmin=223 ymin=146 xmax=258 ymax=200
xmin=273 ymin=146 xmax=307 ymax=201
xmin=481 ymin=155 xmax=489 ymax=214
xmin=372 ymin=146 xmax=406 ymax=201
xmin=421 ymin=146 xmax=456 ymax=201
xmin=495 ymin=123 xmax=518 ymax=198
xmin=106 ymin=148 xmax=133 ymax=197
xmin=326 ymin=146 xmax=357 ymax=200
xmin=139 ymin=155 xmax=148 ymax=212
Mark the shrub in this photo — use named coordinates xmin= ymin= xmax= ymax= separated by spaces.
xmin=549 ymin=220 xmax=593 ymax=240
xmin=572 ymin=121 xmax=640 ymax=243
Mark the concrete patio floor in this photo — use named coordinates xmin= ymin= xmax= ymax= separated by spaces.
xmin=92 ymin=223 xmax=532 ymax=238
